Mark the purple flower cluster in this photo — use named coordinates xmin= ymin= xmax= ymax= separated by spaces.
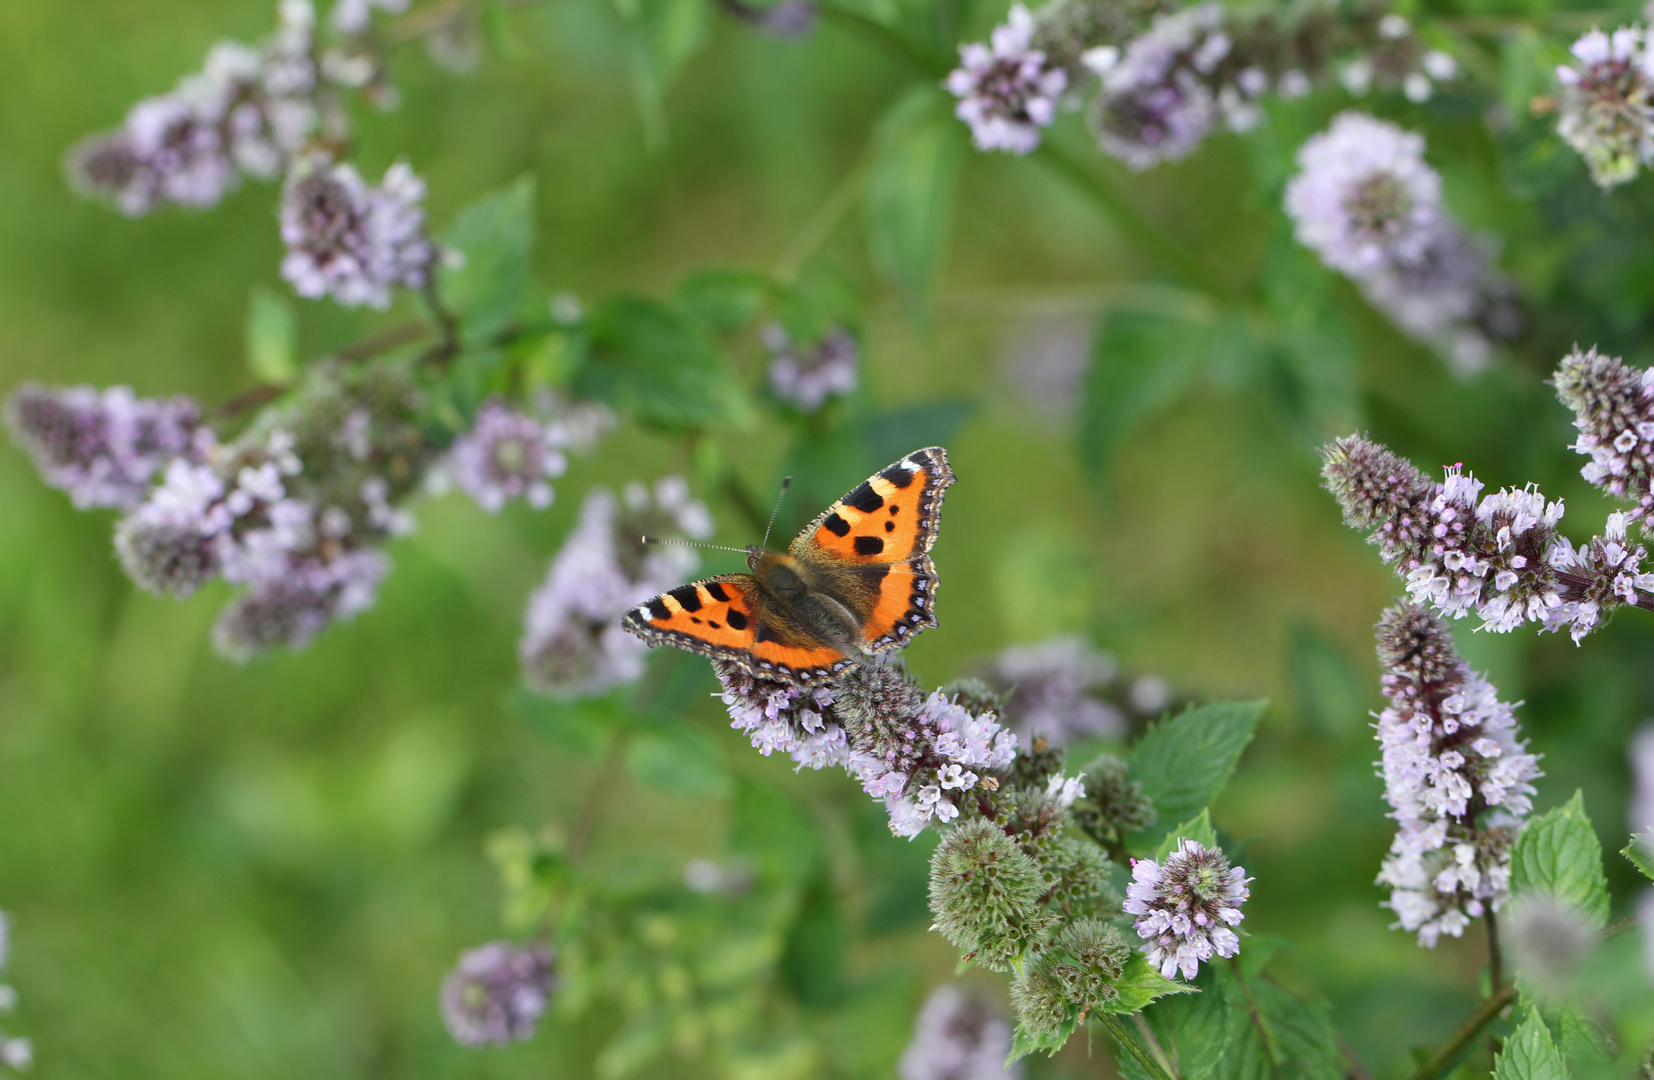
xmin=440 ymin=941 xmax=555 ymax=1047
xmin=715 ymin=662 xmax=848 ymax=770
xmin=519 ymin=478 xmax=713 ymax=698
xmin=1554 ymin=26 xmax=1654 ymax=189
xmin=279 ymin=157 xmax=435 ymax=309
xmin=897 ymin=984 xmax=1022 ymax=1080
xmin=66 ymin=0 xmax=320 ymax=214
xmin=764 ymin=323 xmax=859 ymax=414
xmin=331 ymin=0 xmax=409 ymax=35
xmin=0 ymin=911 xmax=27 ymax=1073
xmin=1372 ymin=604 xmax=1540 ymax=946
xmin=946 ymin=4 xmax=1068 ymax=155
xmin=1555 ymin=347 xmax=1654 ymax=519
xmin=1322 ymin=433 xmax=1654 ymax=642
xmin=1286 ymin=114 xmax=1514 ymax=374
xmin=1124 ymin=838 xmax=1249 ymax=980
xmin=4 ymin=384 xmax=205 ymax=510
xmin=445 ymin=399 xmax=571 ymax=513
xmin=977 ymin=635 xmax=1176 ymax=744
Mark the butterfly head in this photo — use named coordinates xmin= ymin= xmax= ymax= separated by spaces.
xmin=749 ymin=548 xmax=809 ymax=602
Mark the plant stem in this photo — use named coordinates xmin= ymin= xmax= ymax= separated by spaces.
xmin=1031 ymin=142 xmax=1236 ymax=301
xmin=1098 ymin=1013 xmax=1178 ymax=1080
xmin=1403 ymin=984 xmax=1518 ymax=1080
xmin=567 ymin=731 xmax=630 ymax=863
xmin=1131 ymin=1012 xmax=1180 ymax=1078
xmin=774 ymin=151 xmax=875 ymax=282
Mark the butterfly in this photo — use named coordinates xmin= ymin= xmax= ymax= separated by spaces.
xmin=621 ymin=447 xmax=955 ymax=686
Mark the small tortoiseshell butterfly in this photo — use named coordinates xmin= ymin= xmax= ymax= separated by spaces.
xmin=621 ymin=447 xmax=955 ymax=686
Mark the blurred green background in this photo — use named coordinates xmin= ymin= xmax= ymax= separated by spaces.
xmin=4 ymin=0 xmax=1654 ymax=1076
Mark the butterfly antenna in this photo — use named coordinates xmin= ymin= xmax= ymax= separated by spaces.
xmin=761 ymin=476 xmax=792 ymax=549
xmin=641 ymin=535 xmax=751 ymax=555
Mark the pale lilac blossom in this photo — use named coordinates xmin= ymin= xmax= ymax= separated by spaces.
xmin=764 ymin=324 xmax=859 ymax=413
xmin=1124 ymin=838 xmax=1250 ymax=980
xmin=946 ymin=5 xmax=1068 ymax=154
xmin=280 ymin=157 xmax=435 ymax=309
xmin=446 ymin=400 xmax=569 ymax=513
xmin=1554 ymin=26 xmax=1654 ymax=189
xmin=440 ymin=942 xmax=555 ymax=1047
xmin=4 ymin=384 xmax=205 ymax=510
xmin=898 ymin=984 xmax=1022 ymax=1080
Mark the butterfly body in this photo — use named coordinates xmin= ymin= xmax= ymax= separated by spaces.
xmin=622 ymin=447 xmax=955 ymax=686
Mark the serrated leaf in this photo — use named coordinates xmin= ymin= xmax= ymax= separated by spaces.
xmin=1623 ymin=830 xmax=1654 ymax=881
xmin=571 ymin=294 xmax=753 ymax=430
xmin=1007 ymin=1009 xmax=1082 ymax=1063
xmin=246 ymin=286 xmax=298 ymax=383
xmin=1127 ymin=702 xmax=1263 ymax=852
xmin=439 ymin=177 xmax=535 ymax=342
xmin=1102 ymin=950 xmax=1195 ymax=1014
xmin=1120 ymin=969 xmax=1236 ymax=1080
xmin=1216 ymin=970 xmax=1341 ymax=1080
xmin=675 ymin=267 xmax=774 ymax=336
xmin=625 ymin=726 xmax=728 ymax=798
xmin=1154 ymin=809 xmax=1218 ymax=862
xmin=864 ymin=86 xmax=963 ymax=316
xmin=1494 ymin=1009 xmax=1569 ymax=1080
xmin=1078 ymin=308 xmax=1213 ymax=485
xmin=1510 ymin=790 xmax=1610 ymax=932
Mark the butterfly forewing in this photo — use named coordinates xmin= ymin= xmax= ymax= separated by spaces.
xmin=622 ymin=446 xmax=955 ymax=686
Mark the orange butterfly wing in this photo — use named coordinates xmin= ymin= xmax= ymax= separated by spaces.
xmin=621 ymin=574 xmax=853 ymax=685
xmin=791 ymin=446 xmax=955 ymax=651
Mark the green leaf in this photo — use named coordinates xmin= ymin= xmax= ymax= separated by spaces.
xmin=1102 ymin=950 xmax=1195 ymax=1015
xmin=862 ymin=399 xmax=976 ymax=470
xmin=507 ymin=687 xmax=624 ymax=755
xmin=731 ymin=777 xmax=820 ymax=884
xmin=1078 ymin=307 xmax=1213 ymax=485
xmin=675 ymin=267 xmax=774 ymax=336
xmin=1287 ymin=621 xmax=1367 ymax=738
xmin=1153 ymin=809 xmax=1218 ymax=863
xmin=571 ymin=294 xmax=753 ymax=430
xmin=624 ymin=725 xmax=728 ymax=798
xmin=1510 ymin=790 xmax=1610 ymax=932
xmin=246 ymin=286 xmax=298 ymax=383
xmin=779 ymin=869 xmax=847 ymax=1006
xmin=1623 ymin=830 xmax=1654 ymax=881
xmin=439 ymin=177 xmax=535 ymax=343
xmin=864 ymin=87 xmax=963 ymax=315
xmin=1119 ymin=969 xmax=1236 ymax=1080
xmin=1494 ymin=1009 xmax=1569 ymax=1080
xmin=1008 ymin=1009 xmax=1082 ymax=1062
xmin=1216 ymin=970 xmax=1341 ymax=1080
xmin=1127 ymin=701 xmax=1263 ymax=852
xmin=619 ymin=0 xmax=709 ymax=147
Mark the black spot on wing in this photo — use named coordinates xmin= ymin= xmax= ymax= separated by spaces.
xmin=880 ymin=465 xmax=915 ymax=489
xmin=854 ymin=535 xmax=885 ymax=556
xmin=704 ymin=582 xmax=730 ymax=602
xmin=668 ymin=585 xmax=703 ymax=612
xmin=647 ymin=598 xmax=671 ymax=621
xmin=726 ymin=609 xmax=749 ymax=631
xmin=823 ymin=512 xmax=851 ymax=537
xmin=884 ymin=520 xmax=895 ymax=532
xmin=845 ymin=482 xmax=884 ymax=513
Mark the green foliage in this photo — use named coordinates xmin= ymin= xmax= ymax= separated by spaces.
xmin=439 ymin=177 xmax=536 ymax=343
xmin=863 ymin=87 xmax=963 ymax=317
xmin=1126 ymin=701 xmax=1263 ymax=852
xmin=1078 ymin=303 xmax=1216 ymax=485
xmin=571 ymin=294 xmax=754 ymax=431
xmin=1622 ymin=831 xmax=1654 ymax=882
xmin=1510 ymin=790 xmax=1610 ymax=932
xmin=246 ymin=285 xmax=298 ymax=383
xmin=1495 ymin=1009 xmax=1571 ymax=1080
xmin=1153 ymin=807 xmax=1218 ymax=862
xmin=1214 ymin=968 xmax=1342 ymax=1080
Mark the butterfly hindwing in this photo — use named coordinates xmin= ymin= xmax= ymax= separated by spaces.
xmin=622 ymin=573 xmax=853 ymax=685
xmin=792 ymin=446 xmax=954 ymax=651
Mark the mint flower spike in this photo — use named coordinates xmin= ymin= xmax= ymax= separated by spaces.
xmin=1554 ymin=346 xmax=1654 ymax=515
xmin=1124 ymin=838 xmax=1250 ymax=980
xmin=946 ymin=4 xmax=1068 ymax=155
xmin=1372 ymin=604 xmax=1540 ymax=947
xmin=1554 ymin=26 xmax=1654 ymax=189
xmin=898 ymin=985 xmax=1021 ymax=1080
xmin=714 ymin=661 xmax=847 ymax=771
xmin=519 ymin=478 xmax=712 ymax=699
xmin=440 ymin=941 xmax=556 ymax=1047
xmin=279 ymin=156 xmax=437 ymax=310
xmin=3 ymin=384 xmax=205 ymax=511
xmin=1322 ymin=432 xmax=1654 ymax=641
xmin=445 ymin=399 xmax=571 ymax=514
xmin=763 ymin=323 xmax=858 ymax=414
